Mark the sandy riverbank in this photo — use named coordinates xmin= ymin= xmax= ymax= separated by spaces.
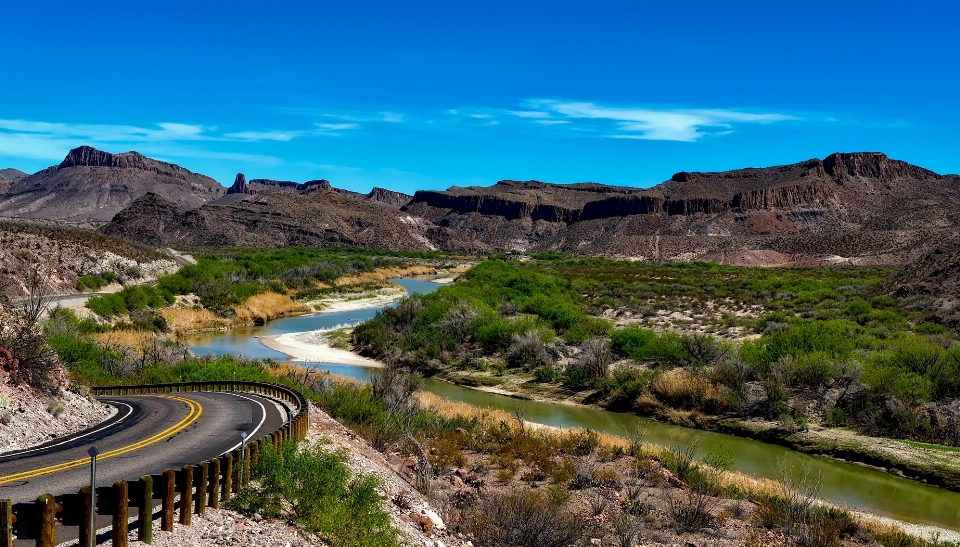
xmin=259 ymin=328 xmax=385 ymax=367
xmin=303 ymin=286 xmax=406 ymax=314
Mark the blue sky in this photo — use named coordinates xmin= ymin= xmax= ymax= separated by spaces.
xmin=2 ymin=0 xmax=958 ymax=194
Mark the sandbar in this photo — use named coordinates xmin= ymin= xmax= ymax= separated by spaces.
xmin=259 ymin=328 xmax=384 ymax=368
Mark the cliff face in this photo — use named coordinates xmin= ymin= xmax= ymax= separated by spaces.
xmin=403 ymin=152 xmax=960 ymax=263
xmin=223 ymin=173 xmax=410 ymax=207
xmin=366 ymin=187 xmax=412 ymax=208
xmin=0 ymin=146 xmax=225 ymax=222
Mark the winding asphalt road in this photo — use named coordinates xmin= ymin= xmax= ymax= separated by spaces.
xmin=0 ymin=391 xmax=286 ymax=502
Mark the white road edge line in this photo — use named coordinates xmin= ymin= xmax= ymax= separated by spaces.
xmin=0 ymin=401 xmax=134 ymax=459
xmin=222 ymin=393 xmax=268 ymax=453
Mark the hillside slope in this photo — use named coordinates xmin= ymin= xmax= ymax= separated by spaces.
xmin=0 ymin=146 xmax=225 ymax=222
xmin=101 ymin=190 xmax=432 ymax=251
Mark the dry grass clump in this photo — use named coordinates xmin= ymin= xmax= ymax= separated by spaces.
xmin=93 ymin=330 xmax=153 ymax=352
xmin=650 ymin=368 xmax=730 ymax=413
xmin=159 ymin=307 xmax=230 ymax=334
xmin=335 ymin=265 xmax=437 ymax=286
xmin=233 ymin=293 xmax=306 ymax=325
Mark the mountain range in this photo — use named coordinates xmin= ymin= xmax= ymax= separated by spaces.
xmin=2 ymin=146 xmax=959 ymax=267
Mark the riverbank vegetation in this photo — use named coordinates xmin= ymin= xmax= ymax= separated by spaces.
xmin=352 ymin=258 xmax=960 ymax=489
xmin=37 ymin=296 xmax=956 ymax=546
xmin=78 ymin=246 xmax=465 ymax=336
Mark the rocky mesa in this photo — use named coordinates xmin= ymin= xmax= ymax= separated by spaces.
xmin=405 ymin=152 xmax=960 ymax=264
xmin=0 ymin=146 xmax=225 ymax=222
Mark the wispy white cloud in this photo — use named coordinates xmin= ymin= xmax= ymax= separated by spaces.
xmin=520 ymin=100 xmax=799 ymax=141
xmin=507 ymin=110 xmax=552 ymax=119
xmin=224 ymin=130 xmax=305 ymax=142
xmin=316 ymin=123 xmax=359 ymax=130
xmin=534 ymin=120 xmax=570 ymax=125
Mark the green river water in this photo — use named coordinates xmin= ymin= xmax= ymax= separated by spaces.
xmin=187 ymin=277 xmax=960 ymax=531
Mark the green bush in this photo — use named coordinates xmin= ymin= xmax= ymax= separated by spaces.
xmin=231 ymin=441 xmax=398 ymax=547
xmin=86 ymin=285 xmax=170 ymax=317
xmin=611 ymin=327 xmax=657 ymax=360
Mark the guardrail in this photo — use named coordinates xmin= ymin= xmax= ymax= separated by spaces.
xmin=0 ymin=381 xmax=309 ymax=546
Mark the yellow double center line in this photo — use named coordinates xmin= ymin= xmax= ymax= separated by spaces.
xmin=0 ymin=395 xmax=202 ymax=485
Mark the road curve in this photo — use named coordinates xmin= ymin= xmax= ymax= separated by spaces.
xmin=0 ymin=392 xmax=285 ymax=502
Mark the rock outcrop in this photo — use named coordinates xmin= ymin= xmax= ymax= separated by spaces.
xmin=0 ymin=146 xmax=225 ymax=222
xmin=223 ymin=173 xmax=410 ymax=207
xmin=403 ymin=152 xmax=960 ymax=263
xmin=366 ymin=187 xmax=412 ymax=208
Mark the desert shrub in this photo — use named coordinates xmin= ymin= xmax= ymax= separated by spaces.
xmin=611 ymin=326 xmax=657 ymax=361
xmin=562 ymin=363 xmax=593 ymax=388
xmin=669 ymin=465 xmax=723 ymax=533
xmin=230 ymin=441 xmax=398 ymax=547
xmin=507 ymin=330 xmax=553 ymax=370
xmin=679 ymin=333 xmax=726 ymax=366
xmin=751 ymin=458 xmax=853 ymax=547
xmin=465 ymin=489 xmax=585 ymax=547
xmin=712 ymin=358 xmax=752 ymax=399
xmin=86 ymin=285 xmax=171 ymax=317
xmin=533 ymin=365 xmax=561 ymax=383
xmin=782 ymin=352 xmax=842 ymax=389
xmin=579 ymin=337 xmax=612 ymax=379
xmin=741 ymin=319 xmax=859 ymax=376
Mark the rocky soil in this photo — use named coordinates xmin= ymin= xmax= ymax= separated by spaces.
xmin=0 ymin=219 xmax=177 ymax=300
xmin=0 ymin=382 xmax=115 ymax=455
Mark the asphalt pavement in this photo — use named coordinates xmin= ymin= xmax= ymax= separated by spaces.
xmin=0 ymin=391 xmax=285 ymax=502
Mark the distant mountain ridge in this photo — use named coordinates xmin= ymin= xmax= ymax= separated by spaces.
xmin=404 ymin=152 xmax=960 ymax=264
xmin=3 ymin=146 xmax=958 ymax=267
xmin=0 ymin=168 xmax=27 ymax=180
xmin=101 ymin=190 xmax=429 ymax=250
xmin=223 ymin=173 xmax=412 ymax=208
xmin=0 ymin=146 xmax=225 ymax=222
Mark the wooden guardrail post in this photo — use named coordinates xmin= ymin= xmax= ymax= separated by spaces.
xmin=222 ymin=454 xmax=233 ymax=502
xmin=180 ymin=465 xmax=192 ymax=525
xmin=195 ymin=463 xmax=207 ymax=515
xmin=242 ymin=446 xmax=251 ymax=487
xmin=0 ymin=499 xmax=11 ymax=547
xmin=232 ymin=450 xmax=242 ymax=492
xmin=37 ymin=494 xmax=55 ymax=547
xmin=79 ymin=486 xmax=95 ymax=547
xmin=209 ymin=459 xmax=220 ymax=509
xmin=161 ymin=469 xmax=175 ymax=532
xmin=113 ymin=480 xmax=128 ymax=547
xmin=138 ymin=475 xmax=152 ymax=543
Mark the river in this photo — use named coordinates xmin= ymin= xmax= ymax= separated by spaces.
xmin=187 ymin=277 xmax=960 ymax=531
